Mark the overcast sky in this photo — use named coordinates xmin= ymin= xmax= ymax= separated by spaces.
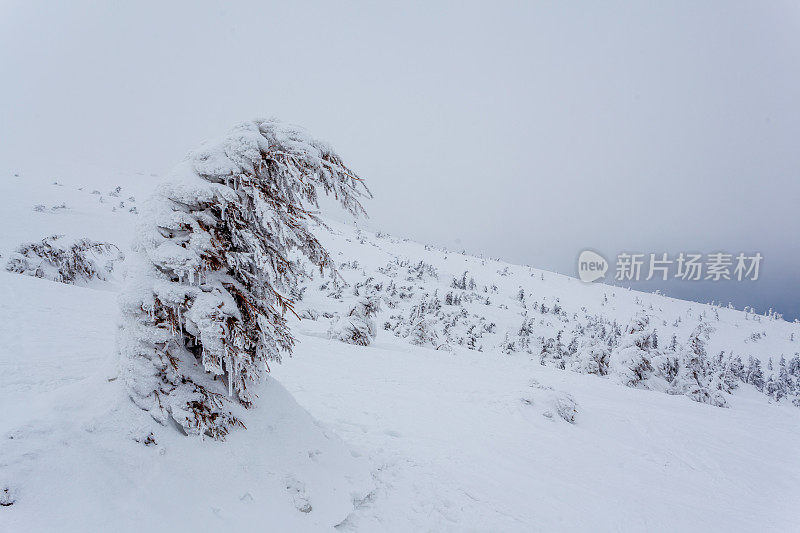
xmin=2 ymin=1 xmax=799 ymax=319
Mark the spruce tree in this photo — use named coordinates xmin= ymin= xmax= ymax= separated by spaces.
xmin=571 ymin=336 xmax=610 ymax=375
xmin=789 ymin=354 xmax=800 ymax=378
xmin=670 ymin=323 xmax=728 ymax=407
xmin=776 ymin=356 xmax=791 ymax=401
xmin=329 ymin=294 xmax=381 ymax=346
xmin=746 ymin=357 xmax=765 ymax=391
xmin=608 ymin=314 xmax=655 ymax=387
xmin=730 ymin=355 xmax=745 ymax=381
xmin=119 ymin=119 xmax=370 ymax=439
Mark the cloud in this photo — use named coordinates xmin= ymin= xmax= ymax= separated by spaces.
xmin=2 ymin=1 xmax=798 ymax=318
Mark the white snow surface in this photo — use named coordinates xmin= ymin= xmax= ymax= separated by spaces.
xmin=1 ymin=170 xmax=799 ymax=531
xmin=0 ymin=272 xmax=372 ymax=531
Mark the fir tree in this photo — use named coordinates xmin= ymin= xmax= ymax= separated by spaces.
xmin=746 ymin=357 xmax=765 ymax=391
xmin=571 ymin=336 xmax=610 ymax=375
xmin=608 ymin=314 xmax=654 ymax=387
xmin=408 ymin=317 xmax=438 ymax=347
xmin=6 ymin=234 xmax=123 ymax=285
xmin=776 ymin=356 xmax=791 ymax=401
xmin=670 ymin=323 xmax=728 ymax=407
xmin=119 ymin=119 xmax=370 ymax=439
xmin=765 ymin=374 xmax=779 ymax=400
xmin=668 ymin=334 xmax=678 ymax=352
xmin=730 ymin=355 xmax=745 ymax=382
xmin=789 ymin=354 xmax=800 ymax=377
xmin=715 ymin=351 xmax=739 ymax=395
xmin=329 ymin=294 xmax=381 ymax=346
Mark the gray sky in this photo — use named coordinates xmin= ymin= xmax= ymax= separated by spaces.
xmin=2 ymin=1 xmax=799 ymax=319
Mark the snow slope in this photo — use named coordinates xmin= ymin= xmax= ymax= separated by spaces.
xmin=0 ymin=271 xmax=374 ymax=532
xmin=0 ymin=173 xmax=373 ymax=531
xmin=276 ymin=336 xmax=800 ymax=531
xmin=276 ymin=225 xmax=800 ymax=530
xmin=1 ymin=170 xmax=799 ymax=531
xmin=306 ymin=224 xmax=800 ymax=371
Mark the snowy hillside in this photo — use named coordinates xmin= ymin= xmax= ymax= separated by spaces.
xmin=301 ymin=223 xmax=800 ymax=407
xmin=0 ymin=172 xmax=373 ymax=531
xmin=1 ymin=170 xmax=799 ymax=531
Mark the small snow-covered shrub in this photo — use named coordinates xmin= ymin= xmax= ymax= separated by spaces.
xmin=0 ymin=486 xmax=17 ymax=507
xmin=668 ymin=323 xmax=729 ymax=407
xmin=118 ymin=118 xmax=369 ymax=440
xmin=609 ymin=314 xmax=655 ymax=387
xmin=525 ymin=379 xmax=579 ymax=423
xmin=407 ymin=316 xmax=438 ymax=347
xmin=329 ymin=295 xmax=381 ymax=346
xmin=299 ymin=308 xmax=320 ymax=321
xmin=549 ymin=392 xmax=578 ymax=423
xmin=5 ymin=234 xmax=123 ymax=285
xmin=571 ymin=337 xmax=610 ymax=375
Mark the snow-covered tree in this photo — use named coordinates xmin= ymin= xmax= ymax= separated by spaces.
xmin=778 ymin=356 xmax=791 ymax=392
xmin=765 ymin=356 xmax=792 ymax=401
xmin=765 ymin=374 xmax=780 ymax=400
xmin=408 ymin=316 xmax=438 ymax=347
xmin=715 ymin=352 xmax=740 ymax=393
xmin=670 ymin=323 xmax=728 ymax=407
xmin=329 ymin=294 xmax=381 ymax=346
xmin=729 ymin=355 xmax=746 ymax=382
xmin=538 ymin=337 xmax=557 ymax=367
xmin=515 ymin=287 xmax=526 ymax=303
xmin=538 ymin=330 xmax=567 ymax=368
xmin=118 ymin=119 xmax=370 ymax=439
xmin=745 ymin=356 xmax=765 ymax=391
xmin=516 ymin=318 xmax=535 ymax=351
xmin=788 ymin=354 xmax=800 ymax=378
xmin=6 ymin=234 xmax=123 ymax=285
xmin=570 ymin=336 xmax=610 ymax=375
xmin=608 ymin=314 xmax=655 ymax=387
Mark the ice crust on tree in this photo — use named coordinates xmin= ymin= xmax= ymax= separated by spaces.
xmin=118 ymin=118 xmax=370 ymax=439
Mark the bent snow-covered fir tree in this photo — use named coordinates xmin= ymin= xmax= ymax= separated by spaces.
xmin=119 ymin=118 xmax=370 ymax=439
